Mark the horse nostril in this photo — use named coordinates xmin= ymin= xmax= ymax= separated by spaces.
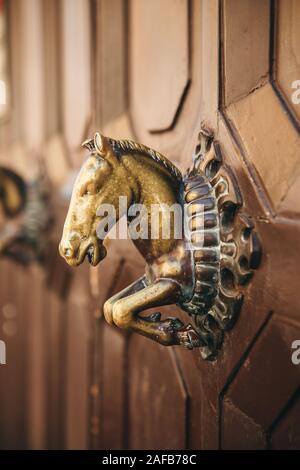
xmin=64 ymin=247 xmax=72 ymax=258
xmin=60 ymin=243 xmax=72 ymax=258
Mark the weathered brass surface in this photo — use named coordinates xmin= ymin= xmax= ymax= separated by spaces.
xmin=0 ymin=168 xmax=53 ymax=264
xmin=59 ymin=130 xmax=261 ymax=359
xmin=181 ymin=129 xmax=262 ymax=358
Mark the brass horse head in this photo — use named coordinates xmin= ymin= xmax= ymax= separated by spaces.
xmin=60 ymin=133 xmax=132 ymax=266
xmin=59 ymin=132 xmax=182 ymax=267
xmin=59 ymin=131 xmax=201 ymax=350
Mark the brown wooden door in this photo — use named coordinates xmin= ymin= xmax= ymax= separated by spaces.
xmin=91 ymin=0 xmax=300 ymax=450
xmin=0 ymin=0 xmax=299 ymax=450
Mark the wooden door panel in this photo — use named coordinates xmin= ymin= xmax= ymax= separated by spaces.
xmin=222 ymin=398 xmax=267 ymax=449
xmin=24 ymin=266 xmax=48 ymax=450
xmin=223 ymin=0 xmax=300 ymax=214
xmin=93 ymin=0 xmax=300 ymax=450
xmin=130 ymin=0 xmax=190 ymax=132
xmin=128 ymin=334 xmax=187 ymax=450
xmin=100 ymin=324 xmax=127 ymax=450
xmin=1 ymin=0 xmax=300 ymax=452
xmin=276 ymin=0 xmax=300 ymax=122
xmin=127 ymin=0 xmax=203 ymax=165
xmin=214 ymin=0 xmax=300 ymax=449
xmin=223 ymin=0 xmax=270 ymax=105
xmin=0 ymin=260 xmax=26 ymax=449
xmin=174 ymin=347 xmax=203 ymax=449
xmin=221 ymin=317 xmax=300 ymax=449
xmin=99 ymin=257 xmax=133 ymax=450
xmin=95 ymin=0 xmax=127 ymax=127
xmin=271 ymin=396 xmax=300 ymax=450
xmin=64 ymin=264 xmax=92 ymax=450
xmin=260 ymin=221 xmax=300 ymax=324
xmin=90 ymin=243 xmax=132 ymax=449
xmin=226 ymin=85 xmax=300 ymax=211
xmin=46 ymin=290 xmax=66 ymax=449
xmin=98 ymin=253 xmax=144 ymax=449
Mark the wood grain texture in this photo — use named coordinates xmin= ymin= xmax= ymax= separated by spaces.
xmin=128 ymin=0 xmax=205 ymax=167
xmin=0 ymin=0 xmax=300 ymax=452
xmin=99 ymin=258 xmax=143 ymax=450
xmin=44 ymin=135 xmax=70 ymax=187
xmin=100 ymin=324 xmax=127 ymax=450
xmin=0 ymin=260 xmax=26 ymax=449
xmin=94 ymin=0 xmax=127 ymax=128
xmin=271 ymin=393 xmax=300 ymax=449
xmin=24 ymin=265 xmax=48 ymax=450
xmin=222 ymin=0 xmax=270 ymax=106
xmin=226 ymin=84 xmax=300 ymax=210
xmin=276 ymin=0 xmax=300 ymax=123
xmin=18 ymin=0 xmax=45 ymax=153
xmin=222 ymin=397 xmax=267 ymax=450
xmin=222 ymin=317 xmax=300 ymax=448
xmin=64 ymin=264 xmax=92 ymax=449
xmin=128 ymin=336 xmax=187 ymax=450
xmin=130 ymin=0 xmax=189 ymax=132
xmin=42 ymin=0 xmax=62 ymax=139
xmin=61 ymin=0 xmax=92 ymax=155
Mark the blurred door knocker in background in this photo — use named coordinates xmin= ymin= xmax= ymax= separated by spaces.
xmin=0 ymin=166 xmax=53 ymax=264
xmin=59 ymin=129 xmax=261 ymax=359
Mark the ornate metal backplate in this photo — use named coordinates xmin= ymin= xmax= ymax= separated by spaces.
xmin=180 ymin=128 xmax=262 ymax=359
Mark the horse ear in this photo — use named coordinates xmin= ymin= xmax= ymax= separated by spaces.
xmin=94 ymin=132 xmax=106 ymax=156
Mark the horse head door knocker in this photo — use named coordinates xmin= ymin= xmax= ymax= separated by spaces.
xmin=0 ymin=166 xmax=27 ymax=254
xmin=0 ymin=166 xmax=53 ymax=264
xmin=59 ymin=129 xmax=261 ymax=359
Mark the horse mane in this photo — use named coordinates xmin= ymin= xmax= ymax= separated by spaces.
xmin=109 ymin=138 xmax=183 ymax=184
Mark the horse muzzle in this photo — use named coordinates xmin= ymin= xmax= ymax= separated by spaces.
xmin=59 ymin=237 xmax=107 ymax=267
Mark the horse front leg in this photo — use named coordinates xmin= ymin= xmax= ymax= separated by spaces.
xmin=103 ymin=276 xmax=147 ymax=325
xmin=110 ymin=279 xmax=200 ymax=348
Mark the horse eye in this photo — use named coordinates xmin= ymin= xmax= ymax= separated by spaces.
xmin=82 ymin=184 xmax=100 ymax=196
xmin=81 ymin=188 xmax=92 ymax=197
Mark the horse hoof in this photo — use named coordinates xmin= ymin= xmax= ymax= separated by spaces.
xmin=143 ymin=312 xmax=162 ymax=322
xmin=176 ymin=325 xmax=202 ymax=349
xmin=177 ymin=331 xmax=194 ymax=349
xmin=165 ymin=317 xmax=184 ymax=331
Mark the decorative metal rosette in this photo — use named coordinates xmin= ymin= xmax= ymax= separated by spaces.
xmin=179 ymin=128 xmax=262 ymax=360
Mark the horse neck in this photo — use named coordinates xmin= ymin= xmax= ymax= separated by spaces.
xmin=123 ymin=154 xmax=182 ymax=208
xmin=122 ymin=155 xmax=183 ymax=260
